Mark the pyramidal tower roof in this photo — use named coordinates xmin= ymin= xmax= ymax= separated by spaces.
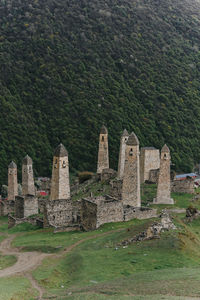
xmin=54 ymin=143 xmax=68 ymax=157
xmin=8 ymin=161 xmax=17 ymax=169
xmin=126 ymin=132 xmax=139 ymax=146
xmin=100 ymin=125 xmax=108 ymax=134
xmin=23 ymin=155 xmax=33 ymax=165
xmin=161 ymin=144 xmax=170 ymax=153
xmin=122 ymin=129 xmax=129 ymax=137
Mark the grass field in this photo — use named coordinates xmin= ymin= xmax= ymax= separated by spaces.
xmin=0 ymin=188 xmax=200 ymax=299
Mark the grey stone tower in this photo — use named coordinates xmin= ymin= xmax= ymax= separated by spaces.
xmin=122 ymin=132 xmax=141 ymax=207
xmin=8 ymin=161 xmax=18 ymax=201
xmin=22 ymin=155 xmax=35 ymax=196
xmin=154 ymin=144 xmax=174 ymax=204
xmin=117 ymin=129 xmax=129 ymax=179
xmin=97 ymin=125 xmax=109 ymax=174
xmin=50 ymin=143 xmax=70 ymax=200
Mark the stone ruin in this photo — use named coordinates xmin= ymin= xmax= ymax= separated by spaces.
xmin=171 ymin=177 xmax=195 ymax=194
xmin=1 ymin=125 xmax=184 ymax=231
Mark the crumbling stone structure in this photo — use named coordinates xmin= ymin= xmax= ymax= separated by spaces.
xmin=81 ymin=196 xmax=123 ymax=231
xmin=22 ymin=155 xmax=35 ymax=196
xmin=117 ymin=129 xmax=129 ymax=179
xmin=0 ymin=200 xmax=15 ymax=216
xmin=172 ymin=177 xmax=195 ymax=194
xmin=122 ymin=132 xmax=141 ymax=207
xmin=154 ymin=144 xmax=174 ymax=204
xmin=140 ymin=147 xmax=160 ymax=183
xmin=149 ymin=169 xmax=159 ymax=183
xmin=15 ymin=195 xmax=38 ymax=218
xmin=101 ymin=168 xmax=117 ymax=182
xmin=97 ymin=125 xmax=109 ymax=174
xmin=50 ymin=143 xmax=70 ymax=200
xmin=8 ymin=161 xmax=18 ymax=201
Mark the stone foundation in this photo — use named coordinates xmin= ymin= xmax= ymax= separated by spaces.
xmin=8 ymin=215 xmax=43 ymax=229
xmin=124 ymin=206 xmax=157 ymax=221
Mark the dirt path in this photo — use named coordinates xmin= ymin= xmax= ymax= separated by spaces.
xmin=0 ymin=228 xmax=123 ymax=299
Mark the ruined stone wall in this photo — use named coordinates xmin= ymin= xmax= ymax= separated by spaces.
xmin=109 ymin=179 xmax=122 ymax=200
xmin=24 ymin=195 xmax=38 ymax=217
xmin=81 ymin=199 xmax=97 ymax=231
xmin=124 ymin=206 xmax=157 ymax=221
xmin=15 ymin=196 xmax=24 ymax=218
xmin=44 ymin=199 xmax=73 ymax=228
xmin=0 ymin=200 xmax=14 ymax=216
xmin=101 ymin=168 xmax=117 ymax=182
xmin=171 ymin=179 xmax=195 ymax=194
xmin=149 ymin=169 xmax=159 ymax=183
xmin=96 ymin=199 xmax=123 ymax=228
xmin=140 ymin=148 xmax=160 ymax=183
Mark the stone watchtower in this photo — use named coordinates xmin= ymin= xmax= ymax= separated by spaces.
xmin=97 ymin=125 xmax=109 ymax=174
xmin=22 ymin=155 xmax=35 ymax=196
xmin=117 ymin=129 xmax=129 ymax=179
xmin=122 ymin=132 xmax=141 ymax=207
xmin=50 ymin=143 xmax=70 ymax=200
xmin=154 ymin=144 xmax=174 ymax=204
xmin=8 ymin=161 xmax=18 ymax=201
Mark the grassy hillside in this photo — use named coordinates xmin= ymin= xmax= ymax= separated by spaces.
xmin=1 ymin=0 xmax=200 ymax=184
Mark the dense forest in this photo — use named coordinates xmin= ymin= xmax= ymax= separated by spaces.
xmin=0 ymin=0 xmax=200 ymax=185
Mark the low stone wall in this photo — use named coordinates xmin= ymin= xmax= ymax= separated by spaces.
xmin=44 ymin=199 xmax=73 ymax=228
xmin=38 ymin=198 xmax=46 ymax=213
xmin=124 ymin=206 xmax=157 ymax=221
xmin=171 ymin=178 xmax=195 ymax=194
xmin=8 ymin=215 xmax=43 ymax=229
xmin=0 ymin=200 xmax=15 ymax=216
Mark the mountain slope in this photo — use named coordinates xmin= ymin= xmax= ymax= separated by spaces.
xmin=1 ymin=0 xmax=200 ymax=184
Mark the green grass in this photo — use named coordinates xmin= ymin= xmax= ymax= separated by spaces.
xmin=0 ymin=276 xmax=37 ymax=300
xmin=0 ymin=254 xmax=17 ymax=270
xmin=72 ymin=181 xmax=111 ymax=202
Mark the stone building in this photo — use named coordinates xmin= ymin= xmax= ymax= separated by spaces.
xmin=22 ymin=155 xmax=35 ymax=196
xmin=8 ymin=161 xmax=18 ymax=201
xmin=172 ymin=178 xmax=195 ymax=194
xmin=122 ymin=132 xmax=141 ymax=207
xmin=117 ymin=129 xmax=129 ymax=179
xmin=154 ymin=144 xmax=174 ymax=204
xmin=50 ymin=143 xmax=70 ymax=201
xmin=81 ymin=196 xmax=123 ymax=231
xmin=140 ymin=147 xmax=160 ymax=183
xmin=97 ymin=125 xmax=109 ymax=174
xmin=15 ymin=195 xmax=38 ymax=218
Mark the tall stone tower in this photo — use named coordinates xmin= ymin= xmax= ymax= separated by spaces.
xmin=22 ymin=155 xmax=35 ymax=196
xmin=154 ymin=144 xmax=174 ymax=204
xmin=117 ymin=129 xmax=129 ymax=179
xmin=50 ymin=143 xmax=70 ymax=200
xmin=122 ymin=132 xmax=141 ymax=207
xmin=97 ymin=125 xmax=109 ymax=174
xmin=8 ymin=161 xmax=18 ymax=201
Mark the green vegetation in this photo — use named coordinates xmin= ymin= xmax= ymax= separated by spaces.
xmin=1 ymin=0 xmax=200 ymax=185
xmin=0 ymin=277 xmax=36 ymax=300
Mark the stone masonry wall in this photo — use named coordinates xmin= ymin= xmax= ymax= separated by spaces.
xmin=140 ymin=148 xmax=160 ymax=183
xmin=81 ymin=199 xmax=97 ymax=231
xmin=171 ymin=178 xmax=195 ymax=194
xmin=124 ymin=206 xmax=157 ymax=221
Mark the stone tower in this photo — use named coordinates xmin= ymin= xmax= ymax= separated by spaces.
xmin=97 ymin=125 xmax=109 ymax=174
xmin=8 ymin=161 xmax=18 ymax=201
xmin=154 ymin=144 xmax=174 ymax=204
xmin=117 ymin=129 xmax=129 ymax=179
xmin=122 ymin=132 xmax=141 ymax=207
xmin=50 ymin=143 xmax=70 ymax=200
xmin=22 ymin=155 xmax=35 ymax=196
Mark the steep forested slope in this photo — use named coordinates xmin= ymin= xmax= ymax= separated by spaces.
xmin=0 ymin=0 xmax=200 ymax=184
